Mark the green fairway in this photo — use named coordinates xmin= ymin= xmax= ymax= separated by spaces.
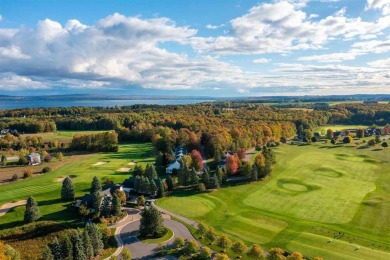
xmin=157 ymin=142 xmax=390 ymax=259
xmin=0 ymin=143 xmax=154 ymax=229
xmin=313 ymin=125 xmax=371 ymax=133
xmin=23 ymin=130 xmax=113 ymax=141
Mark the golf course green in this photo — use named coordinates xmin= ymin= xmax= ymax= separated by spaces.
xmin=157 ymin=141 xmax=390 ymax=259
xmin=0 ymin=143 xmax=154 ymax=229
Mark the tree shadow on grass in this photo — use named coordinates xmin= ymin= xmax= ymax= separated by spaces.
xmin=371 ymin=149 xmax=383 ymax=152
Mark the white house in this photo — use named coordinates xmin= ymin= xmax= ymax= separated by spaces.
xmin=166 ymin=160 xmax=181 ymax=174
xmin=26 ymin=153 xmax=41 ymax=166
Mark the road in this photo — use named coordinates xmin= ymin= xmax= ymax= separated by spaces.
xmin=120 ymin=218 xmax=196 ymax=259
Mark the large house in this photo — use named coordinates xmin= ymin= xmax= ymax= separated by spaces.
xmin=166 ymin=146 xmax=188 ymax=174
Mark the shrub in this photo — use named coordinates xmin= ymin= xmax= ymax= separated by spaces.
xmin=23 ymin=169 xmax=33 ymax=178
xmin=44 ymin=155 xmax=53 ymax=162
xmin=11 ymin=174 xmax=19 ymax=181
xmin=42 ymin=167 xmax=52 ymax=173
xmin=173 ymin=237 xmax=185 ymax=249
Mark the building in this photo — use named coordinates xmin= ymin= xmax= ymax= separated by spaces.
xmin=26 ymin=153 xmax=41 ymax=165
xmin=166 ymin=160 xmax=181 ymax=174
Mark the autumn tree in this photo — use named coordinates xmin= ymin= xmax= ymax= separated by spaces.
xmin=268 ymin=247 xmax=286 ymax=260
xmin=247 ymin=244 xmax=265 ymax=259
xmin=287 ymin=251 xmax=304 ymax=260
xmin=216 ymin=235 xmax=232 ymax=251
xmin=190 ymin=150 xmax=203 ymax=171
xmin=356 ymin=129 xmax=364 ymax=138
xmin=231 ymin=240 xmax=247 ymax=257
xmin=225 ymin=155 xmax=239 ymax=175
xmin=326 ymin=129 xmax=333 ymax=139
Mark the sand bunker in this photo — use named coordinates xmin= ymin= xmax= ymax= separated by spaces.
xmin=0 ymin=200 xmax=27 ymax=217
xmin=92 ymin=161 xmax=107 ymax=166
xmin=128 ymin=162 xmax=136 ymax=166
xmin=118 ymin=168 xmax=131 ymax=172
xmin=56 ymin=177 xmax=66 ymax=182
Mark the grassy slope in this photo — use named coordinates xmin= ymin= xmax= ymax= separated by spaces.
xmin=0 ymin=143 xmax=154 ymax=230
xmin=157 ymin=142 xmax=390 ymax=259
xmin=22 ymin=130 xmax=113 ymax=142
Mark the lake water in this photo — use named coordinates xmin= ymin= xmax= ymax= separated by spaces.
xmin=0 ymin=99 xmax=214 ymax=109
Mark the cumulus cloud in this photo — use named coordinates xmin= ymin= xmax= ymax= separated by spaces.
xmin=190 ymin=1 xmax=390 ymax=54
xmin=206 ymin=24 xmax=224 ymax=29
xmin=368 ymin=58 xmax=390 ymax=67
xmin=366 ymin=0 xmax=390 ymax=15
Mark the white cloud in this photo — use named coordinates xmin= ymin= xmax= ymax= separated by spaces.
xmin=368 ymin=58 xmax=390 ymax=67
xmin=0 ymin=73 xmax=49 ymax=91
xmin=0 ymin=15 xmax=3 ymax=22
xmin=190 ymin=1 xmax=390 ymax=54
xmin=253 ymin=58 xmax=271 ymax=64
xmin=298 ymin=52 xmax=363 ymax=62
xmin=366 ymin=0 xmax=390 ymax=15
xmin=206 ymin=24 xmax=224 ymax=29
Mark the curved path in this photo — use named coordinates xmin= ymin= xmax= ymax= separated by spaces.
xmin=120 ymin=218 xmax=196 ymax=259
xmin=107 ymin=207 xmax=198 ymax=260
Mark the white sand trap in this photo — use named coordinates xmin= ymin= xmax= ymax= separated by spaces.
xmin=56 ymin=177 xmax=66 ymax=182
xmin=118 ymin=168 xmax=131 ymax=172
xmin=0 ymin=200 xmax=27 ymax=217
xmin=92 ymin=161 xmax=107 ymax=166
xmin=128 ymin=162 xmax=136 ymax=166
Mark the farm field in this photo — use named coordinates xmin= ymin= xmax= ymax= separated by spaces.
xmin=157 ymin=142 xmax=390 ymax=259
xmin=0 ymin=143 xmax=154 ymax=230
xmin=313 ymin=125 xmax=372 ymax=133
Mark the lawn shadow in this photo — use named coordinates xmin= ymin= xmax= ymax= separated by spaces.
xmin=371 ymin=149 xmax=383 ymax=152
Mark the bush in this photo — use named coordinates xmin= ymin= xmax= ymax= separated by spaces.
xmin=23 ymin=169 xmax=33 ymax=178
xmin=44 ymin=155 xmax=53 ymax=162
xmin=42 ymin=167 xmax=52 ymax=173
xmin=11 ymin=174 xmax=19 ymax=181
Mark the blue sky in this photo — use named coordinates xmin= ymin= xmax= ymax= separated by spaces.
xmin=0 ymin=0 xmax=389 ymax=96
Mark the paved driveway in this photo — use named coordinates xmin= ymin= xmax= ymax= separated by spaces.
xmin=120 ymin=218 xmax=197 ymax=259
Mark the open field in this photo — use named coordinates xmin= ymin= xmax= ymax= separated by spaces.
xmin=22 ymin=130 xmax=113 ymax=142
xmin=313 ymin=125 xmax=372 ymax=133
xmin=0 ymin=143 xmax=154 ymax=230
xmin=157 ymin=141 xmax=390 ymax=259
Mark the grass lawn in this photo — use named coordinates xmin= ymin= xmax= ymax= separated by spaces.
xmin=22 ymin=130 xmax=114 ymax=142
xmin=140 ymin=228 xmax=174 ymax=244
xmin=313 ymin=124 xmax=373 ymax=134
xmin=0 ymin=143 xmax=154 ymax=230
xmin=157 ymin=141 xmax=390 ymax=259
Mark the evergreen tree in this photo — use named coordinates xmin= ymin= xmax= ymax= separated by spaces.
xmin=216 ymin=167 xmax=223 ymax=183
xmin=101 ymin=196 xmax=111 ymax=217
xmin=210 ymin=174 xmax=220 ymax=189
xmin=49 ymin=237 xmax=62 ymax=260
xmin=1 ymin=154 xmax=7 ymax=167
xmin=190 ymin=168 xmax=199 ymax=185
xmin=166 ymin=175 xmax=174 ymax=191
xmin=149 ymin=179 xmax=158 ymax=195
xmin=42 ymin=245 xmax=54 ymax=260
xmin=251 ymin=164 xmax=258 ymax=182
xmin=82 ymin=230 xmax=94 ymax=260
xmin=145 ymin=164 xmax=157 ymax=180
xmin=178 ymin=165 xmax=189 ymax=186
xmin=85 ymin=223 xmax=104 ymax=256
xmin=202 ymin=169 xmax=210 ymax=189
xmin=70 ymin=231 xmax=86 ymax=260
xmin=24 ymin=196 xmax=41 ymax=223
xmin=140 ymin=177 xmax=150 ymax=194
xmin=139 ymin=206 xmax=165 ymax=238
xmin=111 ymin=193 xmax=122 ymax=216
xmin=157 ymin=180 xmax=166 ymax=198
xmin=62 ymin=234 xmax=73 ymax=260
xmin=90 ymin=176 xmax=102 ymax=194
xmin=61 ymin=176 xmax=75 ymax=201
xmin=91 ymin=192 xmax=102 ymax=219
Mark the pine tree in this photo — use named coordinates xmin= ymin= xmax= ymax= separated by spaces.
xmin=149 ymin=179 xmax=158 ymax=195
xmin=82 ymin=230 xmax=94 ymax=260
xmin=112 ymin=193 xmax=122 ymax=216
xmin=85 ymin=224 xmax=104 ymax=256
xmin=24 ymin=196 xmax=41 ymax=223
xmin=190 ymin=168 xmax=199 ymax=185
xmin=145 ymin=164 xmax=157 ymax=180
xmin=166 ymin=175 xmax=174 ymax=191
xmin=61 ymin=176 xmax=75 ymax=201
xmin=42 ymin=245 xmax=54 ymax=260
xmin=90 ymin=176 xmax=102 ymax=194
xmin=216 ymin=167 xmax=223 ymax=183
xmin=70 ymin=231 xmax=86 ymax=260
xmin=139 ymin=206 xmax=165 ymax=238
xmin=49 ymin=237 xmax=62 ymax=260
xmin=62 ymin=234 xmax=73 ymax=260
xmin=157 ymin=180 xmax=166 ymax=198
xmin=202 ymin=169 xmax=210 ymax=189
xmin=101 ymin=196 xmax=111 ymax=217
xmin=210 ymin=174 xmax=220 ymax=189
xmin=251 ymin=164 xmax=258 ymax=182
xmin=91 ymin=192 xmax=102 ymax=219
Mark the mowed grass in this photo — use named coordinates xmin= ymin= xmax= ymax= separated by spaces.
xmin=22 ymin=130 xmax=113 ymax=142
xmin=157 ymin=142 xmax=390 ymax=259
xmin=0 ymin=143 xmax=154 ymax=229
xmin=314 ymin=124 xmax=371 ymax=133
